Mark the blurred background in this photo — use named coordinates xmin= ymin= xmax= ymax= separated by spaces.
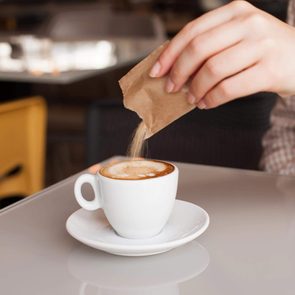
xmin=0 ymin=0 xmax=289 ymax=207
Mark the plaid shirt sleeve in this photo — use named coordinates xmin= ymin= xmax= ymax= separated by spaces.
xmin=260 ymin=96 xmax=295 ymax=175
xmin=260 ymin=0 xmax=295 ymax=176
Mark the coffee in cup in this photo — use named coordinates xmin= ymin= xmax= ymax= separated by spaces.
xmin=74 ymin=159 xmax=178 ymax=239
xmin=100 ymin=159 xmax=174 ymax=180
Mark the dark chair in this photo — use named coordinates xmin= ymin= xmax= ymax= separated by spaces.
xmin=86 ymin=99 xmax=140 ymax=166
xmin=86 ymin=93 xmax=277 ymax=170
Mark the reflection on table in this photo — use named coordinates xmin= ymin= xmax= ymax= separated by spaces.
xmin=68 ymin=241 xmax=209 ymax=295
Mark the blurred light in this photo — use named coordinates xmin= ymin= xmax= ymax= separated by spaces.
xmin=0 ymin=36 xmax=156 ymax=75
xmin=52 ymin=40 xmax=116 ymax=72
xmin=0 ymin=43 xmax=11 ymax=57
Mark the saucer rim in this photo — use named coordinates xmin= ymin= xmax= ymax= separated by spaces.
xmin=66 ymin=199 xmax=210 ymax=252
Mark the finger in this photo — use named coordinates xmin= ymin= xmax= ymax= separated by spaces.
xmin=189 ymin=40 xmax=262 ymax=102
xmin=196 ymin=64 xmax=271 ymax=109
xmin=167 ymin=19 xmax=247 ymax=93
xmin=150 ymin=0 xmax=253 ymax=78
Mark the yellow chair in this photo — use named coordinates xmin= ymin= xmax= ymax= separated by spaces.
xmin=0 ymin=97 xmax=47 ymax=200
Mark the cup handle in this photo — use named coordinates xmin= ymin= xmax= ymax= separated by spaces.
xmin=74 ymin=174 xmax=101 ymax=211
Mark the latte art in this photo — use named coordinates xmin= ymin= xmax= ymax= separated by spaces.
xmin=100 ymin=160 xmax=174 ymax=180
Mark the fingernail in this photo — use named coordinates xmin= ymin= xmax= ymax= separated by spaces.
xmin=187 ymin=93 xmax=196 ymax=105
xmin=166 ymin=78 xmax=175 ymax=93
xmin=149 ymin=62 xmax=161 ymax=78
xmin=197 ymin=100 xmax=207 ymax=110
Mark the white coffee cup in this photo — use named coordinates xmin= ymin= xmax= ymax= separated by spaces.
xmin=74 ymin=161 xmax=178 ymax=239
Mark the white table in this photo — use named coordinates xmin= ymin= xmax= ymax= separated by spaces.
xmin=1 ymin=158 xmax=295 ymax=294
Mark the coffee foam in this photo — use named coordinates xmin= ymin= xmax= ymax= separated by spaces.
xmin=100 ymin=160 xmax=174 ymax=180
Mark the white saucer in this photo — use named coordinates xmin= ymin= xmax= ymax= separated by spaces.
xmin=66 ymin=199 xmax=209 ymax=256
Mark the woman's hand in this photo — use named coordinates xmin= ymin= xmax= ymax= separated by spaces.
xmin=149 ymin=1 xmax=295 ymax=109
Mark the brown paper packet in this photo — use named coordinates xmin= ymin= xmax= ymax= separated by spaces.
xmin=119 ymin=41 xmax=196 ymax=138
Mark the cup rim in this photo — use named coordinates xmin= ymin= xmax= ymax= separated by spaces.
xmin=96 ymin=159 xmax=178 ymax=182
